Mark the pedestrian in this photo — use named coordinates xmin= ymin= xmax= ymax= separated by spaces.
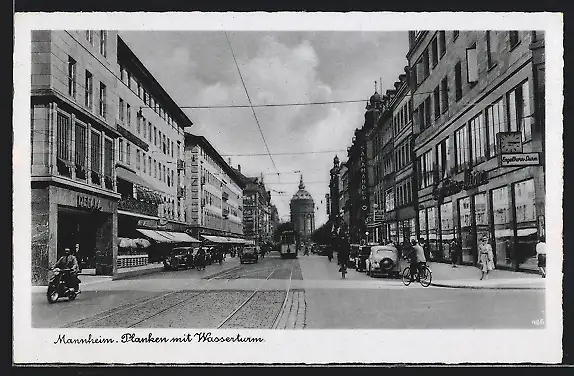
xmin=536 ymin=235 xmax=546 ymax=278
xmin=478 ymin=235 xmax=494 ymax=280
xmin=450 ymin=236 xmax=461 ymax=268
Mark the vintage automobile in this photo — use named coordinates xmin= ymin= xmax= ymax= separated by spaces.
xmin=163 ymin=246 xmax=195 ymax=271
xmin=240 ymin=246 xmax=259 ymax=264
xmin=365 ymin=245 xmax=401 ymax=278
xmin=355 ymin=245 xmax=372 ymax=272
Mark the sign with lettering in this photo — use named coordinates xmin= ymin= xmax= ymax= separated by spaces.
xmin=76 ymin=195 xmax=102 ymax=210
xmin=463 ymin=169 xmax=488 ymax=190
xmin=359 ymin=144 xmax=368 ymax=212
xmin=499 ymin=153 xmax=541 ymax=167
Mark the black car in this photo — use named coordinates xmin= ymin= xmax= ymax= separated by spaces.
xmin=355 ymin=245 xmax=371 ymax=272
xmin=164 ymin=247 xmax=195 ymax=270
xmin=240 ymin=246 xmax=259 ymax=264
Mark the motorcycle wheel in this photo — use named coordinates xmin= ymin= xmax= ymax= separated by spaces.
xmin=47 ymin=285 xmax=59 ymax=304
xmin=68 ymin=292 xmax=77 ymax=301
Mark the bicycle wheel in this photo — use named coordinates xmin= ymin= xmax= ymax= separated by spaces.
xmin=401 ymin=267 xmax=412 ymax=286
xmin=419 ymin=266 xmax=432 ymax=287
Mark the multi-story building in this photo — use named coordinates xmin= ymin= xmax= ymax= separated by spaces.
xmin=115 ymin=36 xmax=194 ymax=253
xmin=184 ymin=134 xmax=246 ymax=242
xmin=328 ymin=155 xmax=341 ymax=223
xmin=31 ymin=30 xmax=122 ymax=284
xmin=408 ymin=30 xmax=545 ymax=271
xmin=339 ymin=161 xmax=350 ymax=229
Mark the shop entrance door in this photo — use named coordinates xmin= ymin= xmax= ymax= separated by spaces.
xmin=57 ymin=207 xmax=98 ymax=270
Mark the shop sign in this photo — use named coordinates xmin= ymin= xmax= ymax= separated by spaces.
xmin=359 ymin=145 xmax=368 ymax=211
xmin=463 ymin=169 xmax=489 ymax=190
xmin=499 ymin=153 xmax=541 ymax=167
xmin=76 ymin=195 xmax=102 ymax=210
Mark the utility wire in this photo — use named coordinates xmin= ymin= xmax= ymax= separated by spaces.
xmin=220 ymin=149 xmax=347 ymax=157
xmin=224 ymin=31 xmax=279 ymax=177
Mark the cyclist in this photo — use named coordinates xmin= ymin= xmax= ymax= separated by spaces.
xmin=336 ymin=225 xmax=350 ymax=273
xmin=405 ymin=238 xmax=426 ymax=282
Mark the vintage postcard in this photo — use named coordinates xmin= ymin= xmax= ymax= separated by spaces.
xmin=13 ymin=12 xmax=563 ymax=364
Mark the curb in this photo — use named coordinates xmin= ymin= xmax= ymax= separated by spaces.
xmin=430 ymin=282 xmax=545 ymax=290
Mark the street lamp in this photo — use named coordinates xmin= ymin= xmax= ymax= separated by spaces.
xmin=365 ymin=231 xmax=369 ymax=245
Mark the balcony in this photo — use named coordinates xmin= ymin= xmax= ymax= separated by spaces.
xmin=177 ymin=159 xmax=185 ymax=170
xmin=118 ymin=197 xmax=159 ymax=217
xmin=222 ymin=191 xmax=229 ymax=201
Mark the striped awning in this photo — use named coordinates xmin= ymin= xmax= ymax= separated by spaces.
xmin=165 ymin=231 xmax=201 ymax=243
xmin=137 ymin=229 xmax=176 ymax=243
xmin=201 ymin=235 xmax=229 ymax=244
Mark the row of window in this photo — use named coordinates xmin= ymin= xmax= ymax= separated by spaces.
xmin=118 ymin=64 xmax=179 ymax=130
xmin=84 ymin=30 xmax=107 ymax=58
xmin=118 ymin=138 xmax=176 ymax=188
xmin=416 ymin=79 xmax=533 ymax=189
xmin=393 ymin=100 xmax=412 ymax=136
xmin=413 ymin=31 xmax=447 ymax=87
xmin=67 ymin=56 xmax=108 ymax=119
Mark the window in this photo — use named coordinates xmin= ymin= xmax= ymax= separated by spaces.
xmin=127 ymin=103 xmax=131 ymax=127
xmin=436 ymin=138 xmax=448 ymax=181
xmin=149 ymin=123 xmax=152 ymax=142
xmin=104 ymin=138 xmax=113 ymax=178
xmin=486 ymin=31 xmax=498 ymax=68
xmin=509 ymin=31 xmax=519 ymax=48
xmin=99 ymin=82 xmax=107 ymax=118
xmin=85 ymin=30 xmax=94 ymax=45
xmin=91 ymin=131 xmax=101 ymax=175
xmin=433 ymin=86 xmax=440 ymax=120
xmin=159 ymin=163 xmax=162 ymax=181
xmin=99 ymin=30 xmax=107 ymax=57
xmin=454 ymin=125 xmax=469 ymax=171
xmin=424 ymin=96 xmax=432 ymax=128
xmin=466 ymin=44 xmax=478 ymax=84
xmin=127 ymin=71 xmax=131 ymax=89
xmin=167 ymin=169 xmax=171 ymax=186
xmin=143 ymin=153 xmax=147 ymax=173
xmin=142 ymin=116 xmax=146 ymax=138
xmin=486 ymin=97 xmax=505 ymax=157
xmin=74 ymin=122 xmax=87 ymax=169
xmin=171 ymin=170 xmax=174 ymax=188
xmin=118 ymin=98 xmax=124 ymax=122
xmin=171 ymin=141 xmax=174 ymax=158
xmin=118 ymin=139 xmax=124 ymax=162
xmin=57 ymin=113 xmax=71 ymax=162
xmin=453 ymin=30 xmax=459 ymax=40
xmin=159 ymin=131 xmax=162 ymax=148
xmin=137 ymin=80 xmax=141 ymax=98
xmin=417 ymin=149 xmax=434 ymax=189
xmin=441 ymin=77 xmax=448 ymax=114
xmin=154 ymin=127 xmax=157 ymax=146
xmin=126 ymin=143 xmax=131 ymax=165
xmin=412 ymin=64 xmax=418 ymax=89
xmin=120 ymin=65 xmax=125 ymax=83
xmin=136 ymin=149 xmax=141 ymax=170
xmin=508 ymin=80 xmax=533 ymax=141
xmin=163 ymin=135 xmax=167 ymax=154
xmin=84 ymin=70 xmax=93 ymax=109
xmin=148 ymin=156 xmax=152 ymax=175
xmin=154 ymin=159 xmax=157 ymax=178
xmin=469 ymin=113 xmax=486 ymax=164
xmin=67 ymin=56 xmax=76 ymax=98
xmin=422 ymin=49 xmax=430 ymax=78
xmin=455 ymin=61 xmax=462 ymax=101
xmin=163 ymin=165 xmax=166 ymax=183
xmin=431 ymin=37 xmax=438 ymax=67
xmin=385 ymin=188 xmax=395 ymax=212
xmin=439 ymin=31 xmax=446 ymax=56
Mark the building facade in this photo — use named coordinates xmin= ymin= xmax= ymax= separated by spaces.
xmin=408 ymin=30 xmax=545 ymax=271
xmin=290 ymin=175 xmax=316 ymax=245
xmin=328 ymin=155 xmax=341 ymax=223
xmin=184 ymin=134 xmax=245 ymax=241
xmin=339 ymin=161 xmax=350 ymax=229
xmin=31 ymin=30 xmax=122 ymax=284
xmin=236 ymin=171 xmax=273 ymax=246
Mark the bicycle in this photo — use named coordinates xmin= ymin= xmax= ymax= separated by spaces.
xmin=402 ymin=263 xmax=432 ymax=287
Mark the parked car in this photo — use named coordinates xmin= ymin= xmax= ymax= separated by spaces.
xmin=240 ymin=246 xmax=259 ymax=264
xmin=355 ymin=245 xmax=372 ymax=272
xmin=163 ymin=247 xmax=195 ymax=271
xmin=365 ymin=245 xmax=401 ymax=278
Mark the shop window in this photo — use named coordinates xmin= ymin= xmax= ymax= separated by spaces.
xmin=440 ymin=202 xmax=454 ymax=260
xmin=427 ymin=207 xmax=439 ymax=260
xmin=418 ymin=209 xmax=428 ymax=247
xmin=458 ymin=196 xmax=473 ymax=263
xmin=486 ymin=97 xmax=505 ymax=158
xmin=474 ymin=192 xmax=490 ymax=244
xmin=469 ymin=113 xmax=486 ymax=165
xmin=454 ymin=124 xmax=469 ymax=172
xmin=492 ymin=186 xmax=513 ymax=268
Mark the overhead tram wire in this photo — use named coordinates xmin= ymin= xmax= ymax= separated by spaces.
xmin=224 ymin=31 xmax=279 ymax=178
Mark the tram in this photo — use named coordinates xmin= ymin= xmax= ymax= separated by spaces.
xmin=279 ymin=230 xmax=298 ymax=259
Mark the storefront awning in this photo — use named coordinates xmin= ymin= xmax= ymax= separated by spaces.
xmin=517 ymin=228 xmax=538 ymax=237
xmin=165 ymin=231 xmax=201 ymax=243
xmin=117 ymin=165 xmax=155 ymax=191
xmin=202 ymin=235 xmax=231 ymax=244
xmin=137 ymin=229 xmax=177 ymax=243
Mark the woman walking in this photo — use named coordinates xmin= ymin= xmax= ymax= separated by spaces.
xmin=478 ymin=235 xmax=494 ymax=280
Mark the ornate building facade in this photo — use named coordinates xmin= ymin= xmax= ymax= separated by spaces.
xmin=290 ymin=175 xmax=315 ymax=244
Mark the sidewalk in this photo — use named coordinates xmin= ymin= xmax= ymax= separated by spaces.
xmin=427 ymin=262 xmax=545 ymax=290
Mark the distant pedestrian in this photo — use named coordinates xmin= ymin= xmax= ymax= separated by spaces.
xmin=478 ymin=235 xmax=494 ymax=280
xmin=536 ymin=236 xmax=546 ymax=278
xmin=450 ymin=236 xmax=462 ymax=268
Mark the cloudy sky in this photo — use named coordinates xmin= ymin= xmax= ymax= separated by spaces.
xmin=119 ymin=30 xmax=409 ymax=228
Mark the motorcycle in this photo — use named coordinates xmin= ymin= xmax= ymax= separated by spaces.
xmin=47 ymin=268 xmax=80 ymax=304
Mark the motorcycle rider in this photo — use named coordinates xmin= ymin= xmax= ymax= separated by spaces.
xmin=53 ymin=247 xmax=80 ymax=292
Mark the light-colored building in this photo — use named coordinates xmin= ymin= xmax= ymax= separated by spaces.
xmin=408 ymin=30 xmax=545 ymax=271
xmin=184 ymin=133 xmax=246 ymax=242
xmin=290 ymin=175 xmax=316 ymax=245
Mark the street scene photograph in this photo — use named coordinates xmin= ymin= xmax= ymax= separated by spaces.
xmin=13 ymin=12 xmax=564 ymax=364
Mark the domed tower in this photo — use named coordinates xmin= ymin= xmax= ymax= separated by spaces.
xmin=364 ymin=81 xmax=383 ymax=129
xmin=290 ymin=174 xmax=315 ymax=244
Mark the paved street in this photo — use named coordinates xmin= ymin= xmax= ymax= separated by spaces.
xmin=32 ymin=252 xmax=545 ymax=329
